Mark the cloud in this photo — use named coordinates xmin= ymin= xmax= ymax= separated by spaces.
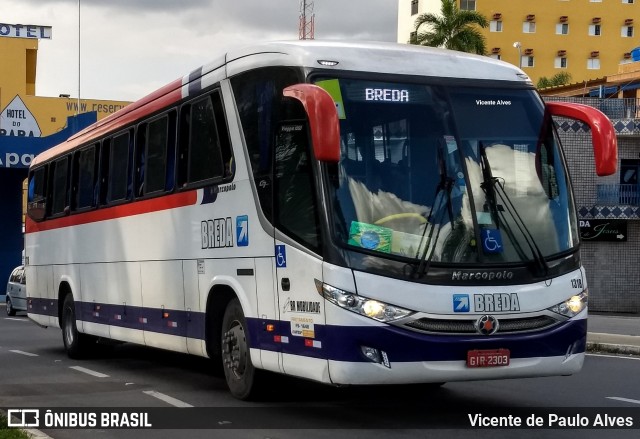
xmin=0 ymin=0 xmax=398 ymax=101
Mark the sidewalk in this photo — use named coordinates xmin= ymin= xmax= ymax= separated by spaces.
xmin=587 ymin=313 xmax=640 ymax=356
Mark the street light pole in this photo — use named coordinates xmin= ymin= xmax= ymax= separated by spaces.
xmin=78 ymin=0 xmax=81 ymax=115
xmin=513 ymin=41 xmax=522 ymax=69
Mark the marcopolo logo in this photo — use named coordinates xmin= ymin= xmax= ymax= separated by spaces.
xmin=451 ymin=270 xmax=514 ymax=281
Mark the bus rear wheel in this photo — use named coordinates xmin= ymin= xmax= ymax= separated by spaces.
xmin=61 ymin=294 xmax=89 ymax=359
xmin=221 ymin=298 xmax=260 ymax=400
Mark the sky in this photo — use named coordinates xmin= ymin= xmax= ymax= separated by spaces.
xmin=1 ymin=0 xmax=398 ymax=102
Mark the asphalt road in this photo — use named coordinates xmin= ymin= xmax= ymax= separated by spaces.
xmin=1 ymin=309 xmax=640 ymax=439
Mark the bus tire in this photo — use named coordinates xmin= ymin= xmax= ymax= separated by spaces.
xmin=6 ymin=297 xmax=16 ymax=316
xmin=221 ymin=298 xmax=260 ymax=400
xmin=61 ymin=294 xmax=88 ymax=359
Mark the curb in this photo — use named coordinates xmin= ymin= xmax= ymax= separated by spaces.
xmin=586 ymin=342 xmax=640 ymax=356
xmin=0 ymin=409 xmax=54 ymax=439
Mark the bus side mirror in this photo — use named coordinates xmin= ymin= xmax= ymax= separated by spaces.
xmin=283 ymin=84 xmax=340 ymax=163
xmin=546 ymin=102 xmax=618 ymax=176
xmin=27 ymin=198 xmax=47 ymax=222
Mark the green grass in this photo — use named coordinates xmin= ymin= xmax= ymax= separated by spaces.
xmin=0 ymin=414 xmax=32 ymax=439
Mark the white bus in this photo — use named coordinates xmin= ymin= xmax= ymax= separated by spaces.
xmin=26 ymin=41 xmax=617 ymax=399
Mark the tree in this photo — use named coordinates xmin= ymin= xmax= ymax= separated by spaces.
xmin=537 ymin=72 xmax=572 ymax=89
xmin=410 ymin=0 xmax=488 ymax=55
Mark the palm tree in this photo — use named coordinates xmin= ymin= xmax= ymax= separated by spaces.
xmin=537 ymin=72 xmax=572 ymax=89
xmin=411 ymin=0 xmax=488 ymax=55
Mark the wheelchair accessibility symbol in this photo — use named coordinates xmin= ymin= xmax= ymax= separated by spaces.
xmin=276 ymin=245 xmax=287 ymax=268
xmin=482 ymin=229 xmax=503 ymax=254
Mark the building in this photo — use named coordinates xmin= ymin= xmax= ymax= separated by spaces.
xmin=0 ymin=23 xmax=130 ymax=296
xmin=539 ymin=61 xmax=640 ymax=313
xmin=397 ymin=0 xmax=640 ymax=87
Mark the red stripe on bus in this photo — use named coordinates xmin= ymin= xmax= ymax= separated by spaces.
xmin=25 ymin=190 xmax=197 ymax=233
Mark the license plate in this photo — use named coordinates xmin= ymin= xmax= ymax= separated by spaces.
xmin=466 ymin=349 xmax=510 ymax=368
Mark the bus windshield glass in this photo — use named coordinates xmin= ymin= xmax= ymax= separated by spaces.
xmin=316 ymin=77 xmax=579 ymax=267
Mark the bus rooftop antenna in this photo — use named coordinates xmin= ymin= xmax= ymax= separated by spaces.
xmin=299 ymin=0 xmax=315 ymax=40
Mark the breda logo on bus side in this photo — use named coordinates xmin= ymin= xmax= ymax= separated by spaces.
xmin=201 ymin=217 xmax=233 ymax=249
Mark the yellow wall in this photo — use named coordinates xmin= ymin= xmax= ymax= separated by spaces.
xmin=0 ymin=38 xmax=38 ymax=97
xmin=0 ymin=36 xmax=130 ymax=138
xmin=397 ymin=1 xmax=640 ymax=85
xmin=474 ymin=0 xmax=639 ymax=84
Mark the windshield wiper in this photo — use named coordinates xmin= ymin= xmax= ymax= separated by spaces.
xmin=479 ymin=144 xmax=549 ymax=276
xmin=412 ymin=145 xmax=455 ymax=279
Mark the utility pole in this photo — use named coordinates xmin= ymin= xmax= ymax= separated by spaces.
xmin=299 ymin=0 xmax=315 ymax=40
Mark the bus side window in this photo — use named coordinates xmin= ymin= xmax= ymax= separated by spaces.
xmin=231 ymin=67 xmax=302 ymax=221
xmin=72 ymin=143 xmax=99 ymax=211
xmin=27 ymin=166 xmax=47 ymax=221
xmin=177 ymin=90 xmax=230 ymax=188
xmin=138 ymin=111 xmax=176 ymax=197
xmin=107 ymin=131 xmax=132 ymax=203
xmin=49 ymin=156 xmax=71 ymax=216
xmin=274 ymin=122 xmax=321 ymax=251
xmin=99 ymin=138 xmax=111 ymax=205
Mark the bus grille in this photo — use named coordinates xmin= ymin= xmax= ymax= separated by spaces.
xmin=404 ymin=315 xmax=558 ymax=335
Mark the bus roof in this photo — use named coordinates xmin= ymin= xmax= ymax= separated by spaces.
xmin=31 ymin=40 xmax=530 ymax=167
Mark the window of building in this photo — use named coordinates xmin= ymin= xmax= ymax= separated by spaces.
xmin=555 ymin=57 xmax=568 ymax=68
xmin=459 ymin=0 xmax=476 ymax=11
xmin=490 ymin=54 xmax=502 ymax=60
xmin=409 ymin=31 xmax=417 ymax=43
xmin=589 ymin=24 xmax=602 ymax=36
xmin=587 ymin=58 xmax=601 ymax=69
xmin=590 ymin=0 xmax=602 ymax=2
xmin=411 ymin=0 xmax=419 ymax=15
xmin=490 ymin=20 xmax=503 ymax=32
xmin=621 ymin=25 xmax=634 ymax=37
xmin=522 ymin=21 xmax=536 ymax=33
xmin=556 ymin=23 xmax=569 ymax=35
xmin=622 ymin=0 xmax=634 ymax=4
xmin=522 ymin=56 xmax=535 ymax=67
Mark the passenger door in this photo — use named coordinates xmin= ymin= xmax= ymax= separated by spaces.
xmin=273 ymin=122 xmax=327 ymax=381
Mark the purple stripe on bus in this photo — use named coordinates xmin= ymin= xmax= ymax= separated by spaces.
xmin=27 ymin=297 xmax=586 ymax=363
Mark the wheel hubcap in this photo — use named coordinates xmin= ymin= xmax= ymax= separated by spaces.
xmin=222 ymin=320 xmax=247 ymax=379
xmin=64 ymin=306 xmax=75 ymax=346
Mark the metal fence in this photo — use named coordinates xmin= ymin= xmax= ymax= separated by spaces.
xmin=596 ymin=184 xmax=640 ymax=206
xmin=544 ymin=96 xmax=640 ymax=120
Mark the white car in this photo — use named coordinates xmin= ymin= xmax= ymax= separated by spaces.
xmin=6 ymin=266 xmax=27 ymax=316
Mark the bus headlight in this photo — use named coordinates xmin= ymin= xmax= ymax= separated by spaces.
xmin=315 ymin=280 xmax=414 ymax=322
xmin=548 ymin=290 xmax=588 ymax=318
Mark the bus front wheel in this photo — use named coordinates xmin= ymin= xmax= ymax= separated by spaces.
xmin=221 ymin=298 xmax=260 ymax=400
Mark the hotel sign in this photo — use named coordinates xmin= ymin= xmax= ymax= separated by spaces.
xmin=0 ymin=23 xmax=52 ymax=39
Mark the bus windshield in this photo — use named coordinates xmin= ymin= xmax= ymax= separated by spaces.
xmin=316 ymin=77 xmax=579 ymax=267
